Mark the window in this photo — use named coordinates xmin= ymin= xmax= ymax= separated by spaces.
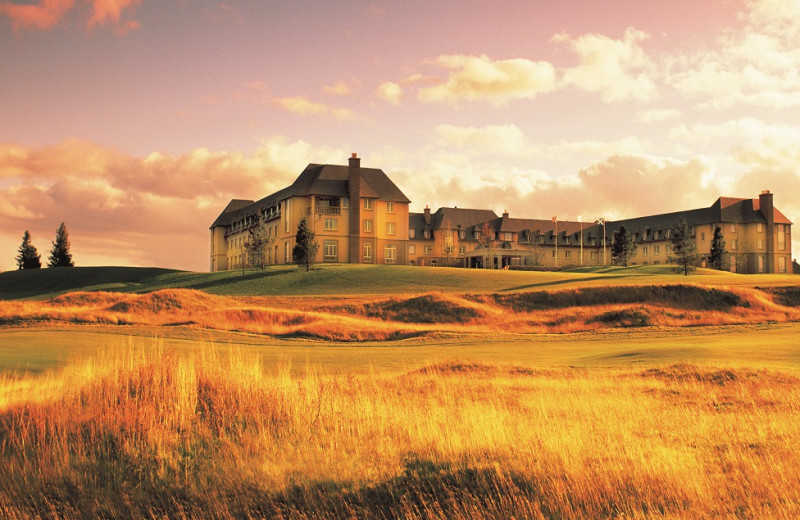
xmin=653 ymin=246 xmax=660 ymax=256
xmin=459 ymin=245 xmax=466 ymax=254
xmin=363 ymin=198 xmax=373 ymax=210
xmin=539 ymin=236 xmax=545 ymax=245
xmin=363 ymin=219 xmax=373 ymax=233
xmin=386 ymin=222 xmax=396 ymax=235
xmin=758 ymin=239 xmax=764 ymax=250
xmin=459 ymin=230 xmax=466 ymax=239
xmin=503 ymin=232 xmax=512 ymax=241
xmin=643 ymin=246 xmax=648 ymax=255
xmin=758 ymin=256 xmax=764 ymax=273
xmin=284 ymin=241 xmax=289 ymax=262
xmin=778 ymin=233 xmax=786 ymax=250
xmin=731 ymin=239 xmax=737 ymax=250
xmin=424 ymin=245 xmax=432 ymax=255
xmin=701 ymin=232 xmax=706 ymax=243
xmin=565 ymin=250 xmax=571 ymax=258
xmin=757 ymin=222 xmax=763 ymax=232
xmin=666 ymin=245 xmax=672 ymax=254
xmin=324 ymin=218 xmax=337 ymax=231
xmin=409 ymin=229 xmax=416 ymax=239
xmin=363 ymin=243 xmax=372 ymax=263
xmin=386 ymin=202 xmax=394 ymax=213
xmin=590 ymin=252 xmax=598 ymax=260
xmin=779 ymin=257 xmax=787 ymax=273
xmin=423 ymin=230 xmax=431 ymax=239
xmin=341 ymin=198 xmax=348 ymax=208
xmin=385 ymin=244 xmax=396 ymax=264
xmin=552 ymin=250 xmax=556 ymax=258
xmin=444 ymin=245 xmax=453 ymax=255
xmin=730 ymin=223 xmax=736 ymax=232
xmin=653 ymin=231 xmax=660 ymax=240
xmin=409 ymin=245 xmax=416 ymax=255
xmin=323 ymin=240 xmax=338 ymax=262
xmin=474 ymin=230 xmax=480 ymax=240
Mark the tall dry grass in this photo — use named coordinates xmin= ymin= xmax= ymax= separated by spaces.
xmin=1 ymin=346 xmax=799 ymax=519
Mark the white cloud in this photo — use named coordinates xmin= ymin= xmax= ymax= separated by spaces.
xmin=376 ymin=82 xmax=403 ymax=105
xmin=417 ymin=54 xmax=556 ymax=107
xmin=668 ymin=0 xmax=800 ymax=109
xmin=636 ymin=108 xmax=682 ymax=123
xmin=271 ymin=96 xmax=361 ymax=122
xmin=554 ymin=27 xmax=657 ymax=102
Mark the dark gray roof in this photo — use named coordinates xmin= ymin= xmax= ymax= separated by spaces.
xmin=432 ymin=207 xmax=498 ymax=230
xmin=287 ymin=164 xmax=410 ymax=202
xmin=209 ymin=199 xmax=253 ymax=229
xmin=213 ymin=162 xmax=411 ymax=230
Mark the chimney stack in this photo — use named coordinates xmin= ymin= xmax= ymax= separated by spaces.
xmin=759 ymin=190 xmax=775 ymax=273
xmin=424 ymin=204 xmax=431 ymax=225
xmin=502 ymin=209 xmax=509 ymax=218
xmin=348 ymin=153 xmax=362 ymax=263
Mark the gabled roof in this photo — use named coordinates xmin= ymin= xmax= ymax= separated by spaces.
xmin=432 ymin=207 xmax=498 ymax=230
xmin=212 ymin=162 xmax=412 ymax=230
xmin=288 ymin=164 xmax=410 ymax=202
xmin=210 ymin=199 xmax=253 ymax=229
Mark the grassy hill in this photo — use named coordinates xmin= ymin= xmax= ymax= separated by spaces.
xmin=1 ymin=264 xmax=798 ymax=300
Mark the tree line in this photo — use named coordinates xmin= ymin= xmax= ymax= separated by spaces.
xmin=15 ymin=223 xmax=75 ymax=270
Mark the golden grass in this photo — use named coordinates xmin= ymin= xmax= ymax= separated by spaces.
xmin=1 ymin=346 xmax=799 ymax=519
xmin=1 ymin=284 xmax=799 ymax=341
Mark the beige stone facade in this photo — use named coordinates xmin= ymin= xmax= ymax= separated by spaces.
xmin=212 ymin=158 xmax=792 ymax=274
xmin=209 ymin=155 xmax=410 ymax=271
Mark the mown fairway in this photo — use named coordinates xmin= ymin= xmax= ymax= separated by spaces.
xmin=1 ymin=265 xmax=799 ymax=519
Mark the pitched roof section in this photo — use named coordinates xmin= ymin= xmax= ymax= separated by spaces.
xmin=212 ymin=162 xmax=412 ymax=230
xmin=287 ymin=164 xmax=410 ymax=202
xmin=433 ymin=208 xmax=498 ymax=230
xmin=210 ymin=199 xmax=254 ymax=229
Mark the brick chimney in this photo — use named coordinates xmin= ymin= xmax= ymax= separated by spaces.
xmin=423 ymin=204 xmax=431 ymax=225
xmin=348 ymin=153 xmax=361 ymax=263
xmin=759 ymin=190 xmax=774 ymax=273
xmin=502 ymin=209 xmax=509 ymax=218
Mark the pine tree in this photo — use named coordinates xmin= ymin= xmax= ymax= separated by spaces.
xmin=709 ymin=226 xmax=727 ymax=270
xmin=292 ymin=217 xmax=319 ymax=271
xmin=47 ymin=222 xmax=75 ymax=268
xmin=611 ymin=224 xmax=637 ymax=266
xmin=16 ymin=231 xmax=42 ymax=270
xmin=670 ymin=218 xmax=698 ymax=275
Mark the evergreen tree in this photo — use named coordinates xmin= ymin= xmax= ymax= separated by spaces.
xmin=670 ymin=218 xmax=698 ymax=275
xmin=611 ymin=224 xmax=637 ymax=266
xmin=709 ymin=226 xmax=727 ymax=270
xmin=16 ymin=231 xmax=42 ymax=270
xmin=48 ymin=222 xmax=75 ymax=268
xmin=292 ymin=217 xmax=319 ymax=271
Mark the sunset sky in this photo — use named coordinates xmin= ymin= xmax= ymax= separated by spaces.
xmin=1 ymin=0 xmax=799 ymax=271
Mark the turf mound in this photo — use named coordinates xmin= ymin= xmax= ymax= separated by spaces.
xmin=107 ymin=289 xmax=222 ymax=315
xmin=762 ymin=286 xmax=800 ymax=307
xmin=365 ymin=294 xmax=485 ymax=323
xmin=482 ymin=285 xmax=747 ymax=312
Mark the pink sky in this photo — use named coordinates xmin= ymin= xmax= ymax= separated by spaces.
xmin=1 ymin=0 xmax=798 ymax=271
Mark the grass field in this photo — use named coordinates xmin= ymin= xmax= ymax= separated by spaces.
xmin=1 ymin=265 xmax=799 ymax=518
xmin=1 ymin=263 xmax=798 ymax=300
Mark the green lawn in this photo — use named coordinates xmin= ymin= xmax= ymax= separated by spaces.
xmin=2 ymin=264 xmax=798 ymax=300
xmin=2 ymin=323 xmax=799 ymax=375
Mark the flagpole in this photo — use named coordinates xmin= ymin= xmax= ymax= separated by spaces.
xmin=579 ymin=215 xmax=583 ymax=265
xmin=553 ymin=216 xmax=558 ymax=268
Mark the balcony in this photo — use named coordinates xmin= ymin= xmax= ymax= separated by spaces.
xmin=316 ymin=206 xmax=342 ymax=215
